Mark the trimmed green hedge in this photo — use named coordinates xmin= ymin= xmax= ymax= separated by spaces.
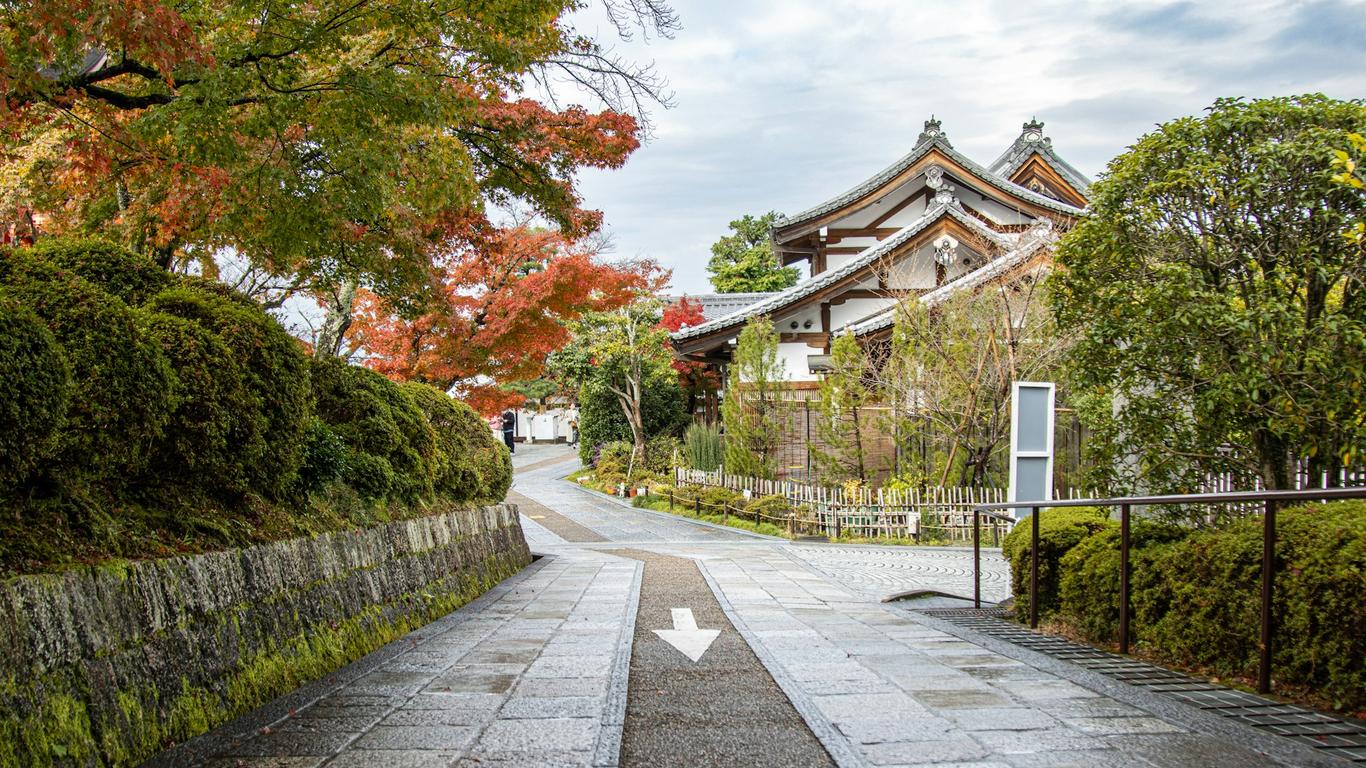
xmin=1010 ymin=501 xmax=1366 ymax=710
xmin=0 ymin=298 xmax=70 ymax=488
xmin=1002 ymin=507 xmax=1113 ymax=620
xmin=0 ymin=250 xmax=176 ymax=484
xmin=138 ymin=312 xmax=254 ymax=498
xmin=1058 ymin=519 xmax=1189 ymax=642
xmin=29 ymin=237 xmax=171 ymax=305
xmin=310 ymin=357 xmax=437 ymax=503
xmin=1137 ymin=503 xmax=1366 ymax=709
xmin=402 ymin=382 xmax=511 ymax=503
xmin=0 ymin=238 xmax=512 ymax=574
xmin=147 ymin=286 xmax=311 ymax=498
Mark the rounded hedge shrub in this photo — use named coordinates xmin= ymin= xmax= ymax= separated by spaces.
xmin=147 ymin=286 xmax=310 ymax=497
xmin=28 ymin=238 xmax=171 ymax=305
xmin=401 ymin=383 xmax=511 ymax=503
xmin=0 ymin=298 xmax=71 ymax=488
xmin=0 ymin=250 xmax=176 ymax=482
xmin=310 ymin=357 xmax=437 ymax=503
xmin=296 ymin=418 xmax=348 ymax=495
xmin=1057 ymin=519 xmax=1190 ymax=642
xmin=1002 ymin=507 xmax=1113 ymax=620
xmin=1133 ymin=502 xmax=1366 ymax=709
xmin=138 ymin=312 xmax=254 ymax=498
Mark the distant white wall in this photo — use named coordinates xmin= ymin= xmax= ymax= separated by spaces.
xmin=776 ymin=341 xmax=817 ymax=382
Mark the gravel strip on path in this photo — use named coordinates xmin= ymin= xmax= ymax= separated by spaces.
xmin=611 ymin=549 xmax=834 ymax=768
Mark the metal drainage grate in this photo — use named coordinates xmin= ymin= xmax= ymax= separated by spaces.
xmin=916 ymin=608 xmax=1366 ymax=764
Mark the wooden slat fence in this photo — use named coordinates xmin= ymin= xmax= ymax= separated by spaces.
xmin=675 ymin=468 xmax=1017 ymax=542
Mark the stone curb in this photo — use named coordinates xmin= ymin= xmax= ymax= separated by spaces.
xmin=144 ymin=553 xmax=557 ymax=768
xmin=594 ymin=556 xmax=644 ymax=768
xmin=903 ymin=609 xmax=1349 ymax=768
xmin=693 ymin=558 xmax=870 ymax=768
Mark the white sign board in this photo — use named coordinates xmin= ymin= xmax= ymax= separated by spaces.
xmin=1009 ymin=382 xmax=1055 ymax=518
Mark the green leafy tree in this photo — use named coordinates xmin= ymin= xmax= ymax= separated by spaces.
xmin=1052 ymin=95 xmax=1366 ymax=492
xmin=2 ymin=0 xmax=673 ymax=301
xmin=559 ymin=301 xmax=684 ymax=463
xmin=721 ymin=317 xmax=787 ymax=478
xmin=811 ymin=332 xmax=874 ymax=484
xmin=706 ymin=212 xmax=800 ymax=293
xmin=1333 ymin=132 xmax=1366 ymax=249
xmin=879 ymin=274 xmax=1068 ymax=488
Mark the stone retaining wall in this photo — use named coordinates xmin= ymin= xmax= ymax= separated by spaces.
xmin=0 ymin=504 xmax=530 ymax=767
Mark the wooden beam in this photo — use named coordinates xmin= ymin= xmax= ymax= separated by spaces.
xmin=828 ymin=227 xmax=902 ymax=239
xmin=869 ymin=186 xmax=929 ymax=228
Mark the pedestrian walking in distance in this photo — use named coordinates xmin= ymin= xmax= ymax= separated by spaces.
xmin=500 ymin=409 xmax=516 ymax=454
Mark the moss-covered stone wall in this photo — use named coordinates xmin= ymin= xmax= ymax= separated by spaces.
xmin=0 ymin=504 xmax=531 ymax=767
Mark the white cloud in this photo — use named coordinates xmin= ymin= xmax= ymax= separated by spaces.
xmin=570 ymin=0 xmax=1366 ymax=293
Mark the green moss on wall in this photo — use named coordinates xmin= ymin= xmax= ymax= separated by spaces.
xmin=0 ymin=541 xmax=525 ymax=768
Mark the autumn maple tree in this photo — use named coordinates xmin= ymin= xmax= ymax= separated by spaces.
xmin=660 ymin=296 xmax=720 ymax=415
xmin=0 ymin=0 xmax=673 ymax=299
xmin=348 ymin=223 xmax=665 ymax=413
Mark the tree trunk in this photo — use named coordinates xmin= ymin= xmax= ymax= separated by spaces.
xmin=1253 ymin=429 xmax=1290 ymax=491
xmin=315 ymin=277 xmax=359 ymax=359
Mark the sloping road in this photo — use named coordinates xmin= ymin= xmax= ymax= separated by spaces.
xmin=163 ymin=444 xmax=1332 ymax=768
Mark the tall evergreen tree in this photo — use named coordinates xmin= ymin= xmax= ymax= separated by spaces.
xmin=721 ymin=318 xmax=786 ymax=478
xmin=811 ymin=332 xmax=874 ymax=484
xmin=706 ymin=212 xmax=800 ymax=293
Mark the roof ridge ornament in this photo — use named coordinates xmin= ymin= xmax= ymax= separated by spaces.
xmin=932 ymin=182 xmax=958 ymax=206
xmin=917 ymin=116 xmax=950 ymax=147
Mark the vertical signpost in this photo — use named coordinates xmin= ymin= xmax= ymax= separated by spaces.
xmin=1011 ymin=382 xmax=1054 ymax=628
xmin=1009 ymin=382 xmax=1055 ymax=519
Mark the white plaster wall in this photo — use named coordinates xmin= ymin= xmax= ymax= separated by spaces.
xmin=774 ymin=305 xmax=821 ymax=334
xmin=830 ymin=297 xmax=896 ymax=329
xmin=776 ymin=341 xmax=818 ymax=382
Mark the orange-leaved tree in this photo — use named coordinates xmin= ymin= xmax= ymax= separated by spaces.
xmin=349 ymin=222 xmax=666 ymax=414
xmin=660 ymin=296 xmax=720 ymax=416
xmin=1 ymin=0 xmax=672 ymax=308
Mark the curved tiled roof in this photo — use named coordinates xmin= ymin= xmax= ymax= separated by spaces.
xmin=844 ymin=225 xmax=1057 ymax=338
xmin=672 ymin=202 xmax=1005 ymax=344
xmin=774 ymin=134 xmax=1084 ymax=234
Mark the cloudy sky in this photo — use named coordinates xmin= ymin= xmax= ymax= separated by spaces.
xmin=564 ymin=0 xmax=1366 ymax=293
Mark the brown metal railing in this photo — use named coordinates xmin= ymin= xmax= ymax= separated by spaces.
xmin=971 ymin=486 xmax=1366 ymax=695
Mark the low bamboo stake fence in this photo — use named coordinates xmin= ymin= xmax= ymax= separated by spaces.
xmin=673 ymin=468 xmax=1018 ymax=542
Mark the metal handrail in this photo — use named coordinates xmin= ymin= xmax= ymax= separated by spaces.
xmin=971 ymin=486 xmax=1366 ymax=696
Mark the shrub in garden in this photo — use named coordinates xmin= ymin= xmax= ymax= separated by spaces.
xmin=1057 ymin=519 xmax=1190 ymax=642
xmin=645 ymin=434 xmax=682 ymax=475
xmin=310 ymin=357 xmax=437 ymax=503
xmin=745 ymin=494 xmax=791 ymax=524
xmin=683 ymin=422 xmax=723 ymax=471
xmin=147 ymin=286 xmax=310 ymax=497
xmin=0 ymin=251 xmax=176 ymax=483
xmin=1002 ymin=507 xmax=1113 ymax=620
xmin=402 ymin=382 xmax=511 ymax=503
xmin=1133 ymin=502 xmax=1366 ymax=709
xmin=296 ymin=418 xmax=348 ymax=495
xmin=29 ymin=238 xmax=171 ymax=305
xmin=138 ymin=312 xmax=255 ymax=498
xmin=0 ymin=298 xmax=70 ymax=488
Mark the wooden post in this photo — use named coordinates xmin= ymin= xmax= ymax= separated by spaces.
xmin=1120 ymin=503 xmax=1131 ymax=654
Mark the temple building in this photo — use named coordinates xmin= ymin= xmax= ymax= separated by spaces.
xmin=670 ymin=118 xmax=1091 ymax=387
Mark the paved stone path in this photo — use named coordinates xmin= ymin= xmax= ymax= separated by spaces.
xmin=175 ymin=443 xmax=1337 ymax=767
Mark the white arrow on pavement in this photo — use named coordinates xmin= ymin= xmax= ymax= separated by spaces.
xmin=652 ymin=608 xmax=720 ymax=662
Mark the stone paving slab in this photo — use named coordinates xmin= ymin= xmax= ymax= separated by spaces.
xmin=187 ymin=547 xmax=640 ymax=767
